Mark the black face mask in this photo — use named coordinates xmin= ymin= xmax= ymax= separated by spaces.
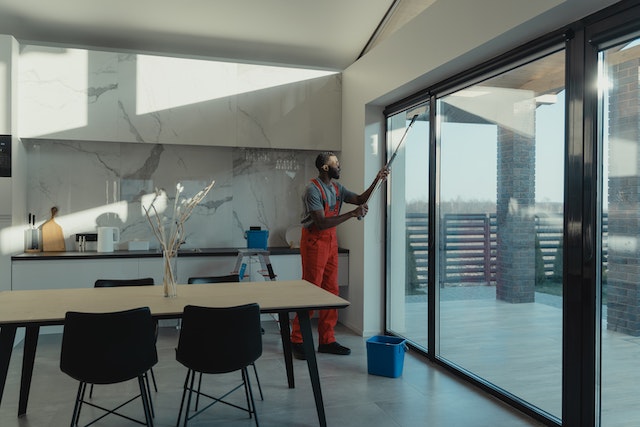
xmin=328 ymin=166 xmax=340 ymax=179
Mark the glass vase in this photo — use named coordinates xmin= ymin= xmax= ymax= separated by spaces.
xmin=162 ymin=249 xmax=178 ymax=298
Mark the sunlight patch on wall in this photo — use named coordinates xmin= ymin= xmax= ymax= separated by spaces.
xmin=136 ymin=55 xmax=336 ymax=115
xmin=0 ymin=201 xmax=129 ymax=255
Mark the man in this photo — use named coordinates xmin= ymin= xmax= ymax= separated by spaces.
xmin=291 ymin=152 xmax=389 ymax=360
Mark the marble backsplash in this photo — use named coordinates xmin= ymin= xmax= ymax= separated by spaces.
xmin=24 ymin=139 xmax=321 ymax=250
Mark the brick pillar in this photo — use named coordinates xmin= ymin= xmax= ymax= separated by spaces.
xmin=606 ymin=57 xmax=640 ymax=336
xmin=496 ymin=123 xmax=536 ymax=303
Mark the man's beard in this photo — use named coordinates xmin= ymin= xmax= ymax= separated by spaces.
xmin=328 ymin=166 xmax=340 ymax=179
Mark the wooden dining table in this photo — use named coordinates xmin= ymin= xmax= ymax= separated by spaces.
xmin=0 ymin=279 xmax=349 ymax=427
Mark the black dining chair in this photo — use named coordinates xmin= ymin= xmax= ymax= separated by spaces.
xmin=187 ymin=274 xmax=241 ymax=284
xmin=60 ymin=307 xmax=158 ymax=427
xmin=176 ymin=303 xmax=262 ymax=427
xmin=94 ymin=277 xmax=156 ymax=287
xmin=187 ymin=274 xmax=263 ymax=401
xmin=93 ymin=278 xmax=158 ymax=397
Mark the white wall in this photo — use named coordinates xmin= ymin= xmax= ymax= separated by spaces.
xmin=340 ymin=0 xmax=621 ymax=336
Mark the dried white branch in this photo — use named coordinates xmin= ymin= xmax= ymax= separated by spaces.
xmin=143 ymin=180 xmax=215 ymax=256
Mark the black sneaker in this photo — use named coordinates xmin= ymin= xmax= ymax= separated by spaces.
xmin=317 ymin=342 xmax=351 ymax=355
xmin=291 ymin=343 xmax=306 ymax=360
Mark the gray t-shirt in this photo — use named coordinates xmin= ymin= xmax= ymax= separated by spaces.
xmin=300 ymin=179 xmax=356 ymax=228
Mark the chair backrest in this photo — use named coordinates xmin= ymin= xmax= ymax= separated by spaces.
xmin=176 ymin=303 xmax=262 ymax=374
xmin=94 ymin=277 xmax=155 ymax=288
xmin=187 ymin=274 xmax=240 ymax=284
xmin=60 ymin=307 xmax=158 ymax=384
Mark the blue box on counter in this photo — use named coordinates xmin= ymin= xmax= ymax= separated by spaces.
xmin=246 ymin=230 xmax=268 ymax=250
xmin=366 ymin=335 xmax=407 ymax=378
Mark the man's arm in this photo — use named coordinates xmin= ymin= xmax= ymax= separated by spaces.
xmin=343 ymin=167 xmax=389 ymax=205
xmin=309 ymin=205 xmax=368 ymax=230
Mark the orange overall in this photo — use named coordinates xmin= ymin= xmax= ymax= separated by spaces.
xmin=291 ymin=179 xmax=341 ymax=345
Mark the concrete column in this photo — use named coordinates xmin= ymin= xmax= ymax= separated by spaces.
xmin=496 ymin=124 xmax=536 ymax=303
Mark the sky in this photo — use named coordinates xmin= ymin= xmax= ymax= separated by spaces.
xmin=401 ymin=91 xmax=566 ymax=205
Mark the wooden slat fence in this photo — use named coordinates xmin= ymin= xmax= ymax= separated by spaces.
xmin=406 ymin=213 xmax=429 ymax=288
xmin=439 ymin=213 xmax=497 ymax=284
xmin=405 ymin=212 xmax=608 ymax=287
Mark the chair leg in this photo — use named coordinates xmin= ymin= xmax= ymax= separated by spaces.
xmin=144 ymin=371 xmax=155 ymax=418
xmin=149 ymin=367 xmax=158 ymax=392
xmin=184 ymin=370 xmax=197 ymax=427
xmin=177 ymin=369 xmax=197 ymax=427
xmin=241 ymin=369 xmax=251 ymax=418
xmin=138 ymin=375 xmax=154 ymax=427
xmin=69 ymin=382 xmax=85 ymax=427
xmin=88 ymin=383 xmax=94 ymax=399
xmin=176 ymin=370 xmax=190 ymax=427
xmin=195 ymin=372 xmax=203 ymax=411
xmin=251 ymin=362 xmax=264 ymax=400
xmin=242 ymin=367 xmax=259 ymax=427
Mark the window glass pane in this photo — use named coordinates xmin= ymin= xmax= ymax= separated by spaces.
xmin=437 ymin=50 xmax=565 ymax=418
xmin=387 ymin=105 xmax=430 ymax=348
xmin=599 ymin=37 xmax=640 ymax=427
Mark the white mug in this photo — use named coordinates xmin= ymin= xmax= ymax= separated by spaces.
xmin=97 ymin=227 xmax=120 ymax=253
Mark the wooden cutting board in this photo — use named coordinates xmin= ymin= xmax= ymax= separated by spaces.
xmin=42 ymin=207 xmax=65 ymax=252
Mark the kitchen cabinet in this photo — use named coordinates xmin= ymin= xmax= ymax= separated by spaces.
xmin=0 ymin=179 xmax=10 ymax=216
xmin=176 ymin=256 xmax=237 ymax=283
xmin=11 ymin=249 xmax=349 ymax=335
xmin=177 ymin=253 xmax=349 ymax=285
xmin=18 ymin=44 xmax=341 ymax=150
xmin=268 ymin=255 xmax=302 ymax=281
xmin=11 ymin=257 xmax=141 ymax=335
xmin=12 ymin=251 xmax=349 ymax=290
xmin=12 ymin=258 xmax=140 ymax=291
xmin=137 ymin=257 xmax=165 ymax=285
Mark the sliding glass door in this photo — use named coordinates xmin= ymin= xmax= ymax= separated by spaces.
xmin=598 ymin=35 xmax=640 ymax=427
xmin=384 ymin=3 xmax=640 ymax=424
xmin=386 ymin=104 xmax=430 ymax=349
xmin=437 ymin=50 xmax=565 ymax=418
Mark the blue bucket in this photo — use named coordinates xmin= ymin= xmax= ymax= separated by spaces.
xmin=245 ymin=230 xmax=269 ymax=250
xmin=366 ymin=335 xmax=407 ymax=378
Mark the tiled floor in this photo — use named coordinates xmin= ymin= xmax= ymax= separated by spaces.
xmin=0 ymin=320 xmax=543 ymax=427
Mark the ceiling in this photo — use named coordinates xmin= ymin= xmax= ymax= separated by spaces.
xmin=0 ymin=0 xmax=435 ymax=70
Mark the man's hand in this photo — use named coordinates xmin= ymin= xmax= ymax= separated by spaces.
xmin=377 ymin=167 xmax=390 ymax=182
xmin=353 ymin=204 xmax=368 ymax=218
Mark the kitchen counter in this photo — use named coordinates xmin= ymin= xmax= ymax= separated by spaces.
xmin=11 ymin=246 xmax=350 ymax=295
xmin=12 ymin=246 xmax=349 ymax=261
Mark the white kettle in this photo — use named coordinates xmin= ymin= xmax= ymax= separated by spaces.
xmin=97 ymin=227 xmax=120 ymax=253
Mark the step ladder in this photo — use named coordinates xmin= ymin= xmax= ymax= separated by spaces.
xmin=232 ymin=249 xmax=280 ymax=328
xmin=232 ymin=249 xmax=277 ymax=281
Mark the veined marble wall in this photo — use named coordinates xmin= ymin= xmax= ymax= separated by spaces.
xmin=24 ymin=139 xmax=320 ymax=250
xmin=18 ymin=45 xmax=341 ymax=151
xmin=14 ymin=42 xmax=344 ymax=252
xmin=15 ymin=43 xmax=344 ymax=251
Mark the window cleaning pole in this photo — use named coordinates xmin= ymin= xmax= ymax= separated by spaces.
xmin=358 ymin=113 xmax=419 ymax=220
